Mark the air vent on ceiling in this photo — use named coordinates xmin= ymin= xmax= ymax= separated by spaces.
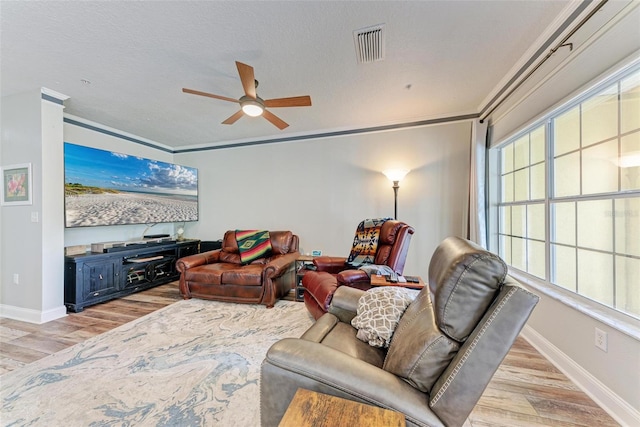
xmin=353 ymin=24 xmax=385 ymax=64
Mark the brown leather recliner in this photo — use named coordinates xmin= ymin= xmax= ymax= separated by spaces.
xmin=303 ymin=220 xmax=414 ymax=319
xmin=176 ymin=230 xmax=299 ymax=308
xmin=261 ymin=237 xmax=539 ymax=426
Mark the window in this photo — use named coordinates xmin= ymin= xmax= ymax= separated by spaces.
xmin=499 ymin=126 xmax=546 ymax=279
xmin=497 ymin=66 xmax=640 ymax=320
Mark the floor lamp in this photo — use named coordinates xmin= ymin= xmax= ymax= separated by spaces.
xmin=382 ymin=169 xmax=409 ymax=219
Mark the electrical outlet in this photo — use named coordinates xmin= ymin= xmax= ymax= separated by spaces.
xmin=595 ymin=328 xmax=608 ymax=352
xmin=13 ymin=273 xmax=19 ymax=285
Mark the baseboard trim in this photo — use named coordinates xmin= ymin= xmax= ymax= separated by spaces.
xmin=521 ymin=325 xmax=640 ymax=427
xmin=0 ymin=304 xmax=67 ymax=324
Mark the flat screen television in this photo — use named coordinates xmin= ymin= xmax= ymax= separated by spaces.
xmin=64 ymin=142 xmax=198 ymax=228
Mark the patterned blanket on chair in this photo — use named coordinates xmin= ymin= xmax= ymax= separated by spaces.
xmin=236 ymin=230 xmax=272 ymax=264
xmin=346 ymin=218 xmax=391 ymax=267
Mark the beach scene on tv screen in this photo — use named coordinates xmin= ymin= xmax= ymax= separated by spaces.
xmin=64 ymin=142 xmax=198 ymax=228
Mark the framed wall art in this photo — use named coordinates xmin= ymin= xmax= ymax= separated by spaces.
xmin=1 ymin=163 xmax=32 ymax=206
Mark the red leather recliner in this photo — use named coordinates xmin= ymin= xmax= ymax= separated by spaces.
xmin=302 ymin=220 xmax=414 ymax=319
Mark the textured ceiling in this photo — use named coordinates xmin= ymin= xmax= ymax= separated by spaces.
xmin=1 ymin=1 xmax=572 ymax=149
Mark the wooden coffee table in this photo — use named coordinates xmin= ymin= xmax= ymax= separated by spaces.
xmin=278 ymin=388 xmax=405 ymax=427
xmin=369 ymin=274 xmax=425 ymax=290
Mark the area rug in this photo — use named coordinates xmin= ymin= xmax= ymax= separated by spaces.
xmin=1 ymin=299 xmax=314 ymax=426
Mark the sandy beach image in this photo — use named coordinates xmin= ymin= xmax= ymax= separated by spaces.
xmin=64 ymin=143 xmax=199 ymax=227
xmin=65 ymin=192 xmax=198 ymax=227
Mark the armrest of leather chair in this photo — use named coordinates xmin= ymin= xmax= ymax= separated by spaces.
xmin=261 ymin=338 xmax=439 ymax=427
xmin=263 ymin=252 xmax=300 ymax=278
xmin=429 ymin=280 xmax=539 ymax=426
xmin=313 ymin=256 xmax=348 ymax=274
xmin=176 ymin=250 xmax=220 ymax=272
xmin=337 ymin=269 xmax=369 ymax=286
xmin=328 ymin=286 xmax=364 ymax=324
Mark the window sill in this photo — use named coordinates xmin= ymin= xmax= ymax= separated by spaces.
xmin=509 ymin=269 xmax=640 ymax=342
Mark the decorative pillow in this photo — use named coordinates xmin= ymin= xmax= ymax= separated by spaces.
xmin=235 ymin=230 xmax=272 ymax=264
xmin=383 ymin=289 xmax=460 ymax=393
xmin=346 ymin=218 xmax=390 ymax=267
xmin=351 ymin=287 xmax=419 ymax=348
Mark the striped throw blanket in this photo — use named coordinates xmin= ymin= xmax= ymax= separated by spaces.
xmin=346 ymin=218 xmax=390 ymax=267
xmin=236 ymin=230 xmax=272 ymax=264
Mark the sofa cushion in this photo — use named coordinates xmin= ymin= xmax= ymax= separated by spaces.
xmin=428 ymin=236 xmax=508 ymax=342
xmin=219 ymin=251 xmax=241 ymax=264
xmin=351 ymin=287 xmax=418 ymax=348
xmin=269 ymin=231 xmax=294 ymax=255
xmin=221 ymin=264 xmax=264 ymax=286
xmin=222 ymin=230 xmax=240 ymax=253
xmin=303 ymin=313 xmax=386 ymax=368
xmin=383 ymin=288 xmax=460 ymax=393
xmin=184 ymin=264 xmax=226 ymax=285
xmin=374 ymin=220 xmax=403 ymax=265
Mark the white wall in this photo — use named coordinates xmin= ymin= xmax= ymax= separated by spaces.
xmin=521 ymin=284 xmax=640 ymax=414
xmin=40 ymin=95 xmax=65 ymax=315
xmin=0 ymin=90 xmax=42 ymax=312
xmin=2 ymin=104 xmax=472 ymax=322
xmin=487 ymin=3 xmax=640 ymax=424
xmin=176 ymin=121 xmax=472 ymax=280
xmin=0 ymin=89 xmax=66 ymax=322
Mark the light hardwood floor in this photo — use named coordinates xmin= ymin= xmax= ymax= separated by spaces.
xmin=0 ymin=282 xmax=619 ymax=426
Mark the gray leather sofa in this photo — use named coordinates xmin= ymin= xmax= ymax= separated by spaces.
xmin=260 ymin=236 xmax=539 ymax=427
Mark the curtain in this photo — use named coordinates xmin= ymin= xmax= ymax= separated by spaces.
xmin=468 ymin=119 xmax=488 ymax=248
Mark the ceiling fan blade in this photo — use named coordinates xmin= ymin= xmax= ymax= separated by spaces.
xmin=235 ymin=61 xmax=257 ymax=99
xmin=262 ymin=109 xmax=289 ymax=130
xmin=264 ymin=95 xmax=312 ymax=108
xmin=222 ymin=110 xmax=244 ymax=125
xmin=182 ymin=88 xmax=239 ymax=104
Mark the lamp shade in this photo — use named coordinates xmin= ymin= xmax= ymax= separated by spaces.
xmin=383 ymin=169 xmax=409 ymax=182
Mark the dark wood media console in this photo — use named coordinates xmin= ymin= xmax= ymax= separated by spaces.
xmin=64 ymin=239 xmax=200 ymax=312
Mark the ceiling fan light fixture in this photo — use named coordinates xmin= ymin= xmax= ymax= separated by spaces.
xmin=240 ymin=97 xmax=264 ymax=117
xmin=183 ymin=62 xmax=310 ymax=129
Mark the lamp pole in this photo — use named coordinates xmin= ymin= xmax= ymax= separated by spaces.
xmin=383 ymin=169 xmax=409 ymax=220
xmin=392 ymin=180 xmax=399 ymax=219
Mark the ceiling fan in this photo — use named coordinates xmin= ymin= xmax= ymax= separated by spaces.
xmin=182 ymin=61 xmax=312 ymax=130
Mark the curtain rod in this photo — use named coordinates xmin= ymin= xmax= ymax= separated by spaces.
xmin=480 ymin=0 xmax=609 ymax=123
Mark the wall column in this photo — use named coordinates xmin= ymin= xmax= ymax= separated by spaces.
xmin=0 ymin=88 xmax=68 ymax=323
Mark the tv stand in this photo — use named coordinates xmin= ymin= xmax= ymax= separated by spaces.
xmin=64 ymin=239 xmax=200 ymax=312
